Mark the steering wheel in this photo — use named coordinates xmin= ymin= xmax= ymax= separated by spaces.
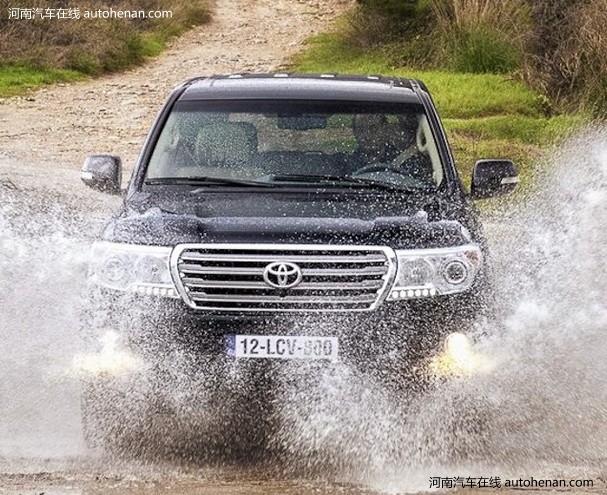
xmin=351 ymin=152 xmax=432 ymax=188
xmin=353 ymin=145 xmax=420 ymax=175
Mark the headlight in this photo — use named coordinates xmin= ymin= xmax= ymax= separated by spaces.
xmin=388 ymin=244 xmax=482 ymax=300
xmin=89 ymin=241 xmax=178 ymax=297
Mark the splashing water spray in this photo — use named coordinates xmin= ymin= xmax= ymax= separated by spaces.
xmin=1 ymin=128 xmax=607 ymax=489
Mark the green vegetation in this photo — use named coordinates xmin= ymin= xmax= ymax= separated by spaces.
xmin=288 ymin=4 xmax=589 ymax=189
xmin=444 ymin=114 xmax=582 ymax=182
xmin=296 ymin=39 xmax=539 ymax=119
xmin=0 ymin=65 xmax=82 ymax=97
xmin=349 ymin=0 xmax=607 ymax=114
xmin=0 ymin=0 xmax=211 ymax=97
xmin=430 ymin=0 xmax=530 ymax=74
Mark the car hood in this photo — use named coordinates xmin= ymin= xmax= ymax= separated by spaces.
xmin=103 ymin=191 xmax=473 ymax=248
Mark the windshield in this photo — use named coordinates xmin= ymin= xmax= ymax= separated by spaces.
xmin=145 ymin=100 xmax=445 ymax=190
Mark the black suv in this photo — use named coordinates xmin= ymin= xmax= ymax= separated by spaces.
xmin=79 ymin=74 xmax=517 ymax=448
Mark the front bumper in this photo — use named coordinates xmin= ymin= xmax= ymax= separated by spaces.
xmin=76 ymin=286 xmax=490 ymax=382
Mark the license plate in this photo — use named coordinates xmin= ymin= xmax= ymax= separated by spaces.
xmin=226 ymin=334 xmax=339 ymax=361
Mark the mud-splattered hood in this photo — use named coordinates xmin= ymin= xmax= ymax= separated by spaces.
xmin=103 ymin=191 xmax=475 ymax=248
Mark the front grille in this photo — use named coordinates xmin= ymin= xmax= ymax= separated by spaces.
xmin=171 ymin=244 xmax=396 ymax=312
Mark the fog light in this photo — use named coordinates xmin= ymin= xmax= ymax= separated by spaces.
xmin=444 ymin=332 xmax=473 ymax=362
xmin=72 ymin=330 xmax=144 ymax=376
xmin=429 ymin=332 xmax=490 ymax=376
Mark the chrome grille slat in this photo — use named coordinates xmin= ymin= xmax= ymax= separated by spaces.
xmin=180 ymin=253 xmax=386 ymax=263
xmin=304 ymin=267 xmax=386 ymax=276
xmin=180 ymin=266 xmax=387 ymax=277
xmin=183 ymin=280 xmax=384 ymax=290
xmin=171 ymin=244 xmax=396 ymax=312
xmin=189 ymin=294 xmax=378 ymax=304
xmin=180 ymin=265 xmax=264 ymax=275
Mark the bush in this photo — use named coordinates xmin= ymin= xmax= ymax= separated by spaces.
xmin=523 ymin=0 xmax=607 ymax=114
xmin=343 ymin=6 xmax=394 ymax=50
xmin=430 ymin=0 xmax=529 ymax=73
xmin=442 ymin=26 xmax=522 ymax=73
xmin=572 ymin=0 xmax=607 ymax=113
xmin=350 ymin=0 xmax=433 ymax=44
xmin=356 ymin=0 xmax=419 ymax=19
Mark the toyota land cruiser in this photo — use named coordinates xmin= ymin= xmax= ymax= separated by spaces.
xmin=78 ymin=74 xmax=518 ymax=450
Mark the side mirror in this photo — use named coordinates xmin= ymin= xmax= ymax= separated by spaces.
xmin=471 ymin=159 xmax=519 ymax=200
xmin=81 ymin=155 xmax=122 ymax=194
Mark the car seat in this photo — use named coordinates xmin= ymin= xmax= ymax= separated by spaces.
xmin=192 ymin=122 xmax=260 ymax=178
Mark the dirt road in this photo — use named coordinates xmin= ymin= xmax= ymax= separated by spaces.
xmin=1 ymin=0 xmax=606 ymax=493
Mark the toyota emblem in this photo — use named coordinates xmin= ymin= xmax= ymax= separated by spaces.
xmin=263 ymin=261 xmax=303 ymax=289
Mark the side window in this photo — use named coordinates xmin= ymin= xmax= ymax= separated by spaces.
xmin=146 ymin=113 xmax=180 ymax=178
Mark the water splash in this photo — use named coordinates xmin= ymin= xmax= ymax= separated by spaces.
xmin=361 ymin=127 xmax=607 ymax=491
xmin=1 ymin=128 xmax=607 ymax=490
xmin=476 ymin=127 xmax=607 ymax=463
xmin=0 ymin=187 xmax=91 ymax=459
xmin=253 ymin=128 xmax=607 ymax=490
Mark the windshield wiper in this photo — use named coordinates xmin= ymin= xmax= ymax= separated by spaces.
xmin=146 ymin=175 xmax=426 ymax=193
xmin=145 ymin=176 xmax=278 ymax=189
xmin=270 ymin=174 xmax=421 ymax=192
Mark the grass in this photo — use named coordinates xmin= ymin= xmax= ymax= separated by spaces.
xmin=288 ymin=32 xmax=585 ymax=190
xmin=290 ymin=34 xmax=541 ymax=118
xmin=0 ymin=0 xmax=211 ymax=97
xmin=429 ymin=0 xmax=529 ymax=74
xmin=0 ymin=65 xmax=83 ymax=97
xmin=443 ymin=114 xmax=583 ymax=177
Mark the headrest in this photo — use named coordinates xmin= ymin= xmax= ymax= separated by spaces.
xmin=195 ymin=122 xmax=258 ymax=167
